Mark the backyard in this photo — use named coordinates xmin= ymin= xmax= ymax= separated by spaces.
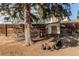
xmin=0 ymin=33 xmax=79 ymax=56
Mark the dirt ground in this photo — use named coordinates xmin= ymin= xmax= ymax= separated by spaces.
xmin=0 ymin=34 xmax=79 ymax=56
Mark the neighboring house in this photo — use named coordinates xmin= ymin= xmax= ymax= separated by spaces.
xmin=45 ymin=16 xmax=71 ymax=35
xmin=45 ymin=15 xmax=60 ymax=35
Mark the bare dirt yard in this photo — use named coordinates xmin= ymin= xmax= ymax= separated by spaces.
xmin=0 ymin=34 xmax=79 ymax=56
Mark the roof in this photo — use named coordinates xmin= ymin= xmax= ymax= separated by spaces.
xmin=60 ymin=20 xmax=79 ymax=24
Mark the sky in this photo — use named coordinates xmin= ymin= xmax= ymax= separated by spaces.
xmin=70 ymin=3 xmax=79 ymax=20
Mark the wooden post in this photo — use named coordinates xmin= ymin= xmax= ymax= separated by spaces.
xmin=22 ymin=24 xmax=24 ymax=32
xmin=5 ymin=24 xmax=7 ymax=36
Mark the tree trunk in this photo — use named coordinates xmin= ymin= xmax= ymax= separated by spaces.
xmin=24 ymin=4 xmax=33 ymax=46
